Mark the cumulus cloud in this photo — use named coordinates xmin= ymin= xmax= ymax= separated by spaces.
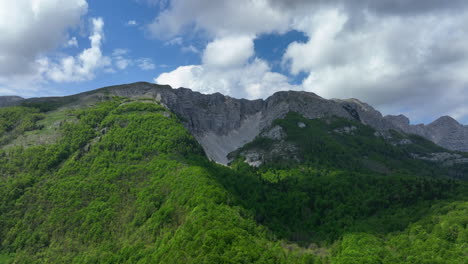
xmin=127 ymin=20 xmax=138 ymax=26
xmin=137 ymin=58 xmax=156 ymax=70
xmin=65 ymin=37 xmax=79 ymax=48
xmin=283 ymin=7 xmax=468 ymax=121
xmin=44 ymin=18 xmax=111 ymax=82
xmin=152 ymin=0 xmax=468 ymax=123
xmin=202 ymin=36 xmax=254 ymax=68
xmin=0 ymin=2 xmax=155 ymax=97
xmin=110 ymin=49 xmax=156 ymax=71
xmin=0 ymin=0 xmax=88 ymax=76
xmin=148 ymin=0 xmax=290 ymax=38
xmin=181 ymin=45 xmax=200 ymax=54
xmin=156 ymin=35 xmax=297 ymax=99
xmin=112 ymin=49 xmax=131 ymax=70
xmin=0 ymin=0 xmax=89 ymax=95
xmin=156 ymin=59 xmax=298 ymax=99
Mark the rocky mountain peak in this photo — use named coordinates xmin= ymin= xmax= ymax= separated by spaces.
xmin=384 ymin=114 xmax=411 ymax=130
xmin=429 ymin=116 xmax=461 ymax=128
xmin=1 ymin=82 xmax=467 ymax=163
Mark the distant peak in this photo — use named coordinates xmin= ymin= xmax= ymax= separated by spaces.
xmin=429 ymin=116 xmax=461 ymax=127
xmin=268 ymin=90 xmax=324 ymax=101
xmin=384 ymin=114 xmax=410 ymax=124
xmin=0 ymin=95 xmax=24 ymax=99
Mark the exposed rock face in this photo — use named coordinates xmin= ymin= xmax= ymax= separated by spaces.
xmin=0 ymin=96 xmax=24 ymax=107
xmin=261 ymin=125 xmax=286 ymax=140
xmin=236 ymin=141 xmax=300 ymax=167
xmin=333 ymin=126 xmax=357 ymax=135
xmin=411 ymin=152 xmax=468 ymax=166
xmin=385 ymin=115 xmax=468 ymax=152
xmin=2 ymin=82 xmax=468 ymax=163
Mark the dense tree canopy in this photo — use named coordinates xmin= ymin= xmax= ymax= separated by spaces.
xmin=0 ymin=100 xmax=466 ymax=263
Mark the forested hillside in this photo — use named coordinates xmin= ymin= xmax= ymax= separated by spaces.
xmin=0 ymin=98 xmax=466 ymax=263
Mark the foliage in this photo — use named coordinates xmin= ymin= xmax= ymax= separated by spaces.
xmin=0 ymin=101 xmax=316 ymax=263
xmin=238 ymin=112 xmax=468 ymax=178
xmin=0 ymin=102 xmax=466 ymax=263
xmin=0 ymin=107 xmax=44 ymax=145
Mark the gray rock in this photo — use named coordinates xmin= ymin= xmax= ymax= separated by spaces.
xmin=242 ymin=151 xmax=263 ymax=167
xmin=2 ymin=82 xmax=468 ymax=164
xmin=411 ymin=152 xmax=468 ymax=166
xmin=385 ymin=115 xmax=468 ymax=152
xmin=261 ymin=125 xmax=286 ymax=140
xmin=0 ymin=96 xmax=24 ymax=107
xmin=334 ymin=126 xmax=357 ymax=134
xmin=397 ymin=139 xmax=413 ymax=145
xmin=239 ymin=141 xmax=300 ymax=167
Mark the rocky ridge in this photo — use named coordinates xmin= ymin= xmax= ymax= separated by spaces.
xmin=0 ymin=96 xmax=24 ymax=107
xmin=384 ymin=115 xmax=468 ymax=152
xmin=1 ymin=82 xmax=467 ymax=164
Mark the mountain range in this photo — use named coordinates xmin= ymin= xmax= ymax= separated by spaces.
xmin=1 ymin=82 xmax=467 ymax=163
xmin=0 ymin=82 xmax=467 ymax=263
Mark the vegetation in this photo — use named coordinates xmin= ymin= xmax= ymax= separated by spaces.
xmin=0 ymin=107 xmax=44 ymax=146
xmin=237 ymin=112 xmax=468 ymax=179
xmin=0 ymin=101 xmax=466 ymax=263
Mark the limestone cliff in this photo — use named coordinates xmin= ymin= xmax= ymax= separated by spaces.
xmin=1 ymin=82 xmax=467 ymax=163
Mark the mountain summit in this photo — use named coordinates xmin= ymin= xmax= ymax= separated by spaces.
xmin=0 ymin=82 xmax=467 ymax=263
xmin=2 ymin=82 xmax=467 ymax=163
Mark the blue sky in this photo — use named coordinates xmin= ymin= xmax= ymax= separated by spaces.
xmin=50 ymin=0 xmax=201 ymax=94
xmin=1 ymin=0 xmax=468 ymax=124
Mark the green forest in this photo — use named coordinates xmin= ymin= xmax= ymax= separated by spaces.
xmin=0 ymin=98 xmax=466 ymax=263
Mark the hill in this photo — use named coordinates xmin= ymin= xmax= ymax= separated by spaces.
xmin=0 ymin=85 xmax=467 ymax=263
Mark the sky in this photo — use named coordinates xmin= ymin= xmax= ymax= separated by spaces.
xmin=1 ymin=0 xmax=468 ymax=124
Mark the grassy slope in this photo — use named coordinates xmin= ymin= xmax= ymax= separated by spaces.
xmin=225 ymin=112 xmax=468 ymax=263
xmin=236 ymin=112 xmax=468 ymax=178
xmin=0 ymin=103 xmax=466 ymax=263
xmin=0 ymin=100 xmax=314 ymax=263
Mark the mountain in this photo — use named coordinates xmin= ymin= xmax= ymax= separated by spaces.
xmin=385 ymin=114 xmax=468 ymax=152
xmin=0 ymin=83 xmax=467 ymax=263
xmin=2 ymin=82 xmax=467 ymax=163
xmin=0 ymin=96 xmax=24 ymax=107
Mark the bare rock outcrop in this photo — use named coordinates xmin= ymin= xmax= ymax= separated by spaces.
xmin=385 ymin=115 xmax=468 ymax=152
xmin=2 ymin=82 xmax=468 ymax=164
xmin=0 ymin=96 xmax=24 ymax=107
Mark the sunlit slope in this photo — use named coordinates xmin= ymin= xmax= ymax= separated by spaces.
xmin=0 ymin=100 xmax=315 ymax=263
xmin=0 ymin=99 xmax=466 ymax=264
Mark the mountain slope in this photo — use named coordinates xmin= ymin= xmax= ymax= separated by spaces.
xmin=0 ymin=95 xmax=467 ymax=263
xmin=2 ymin=82 xmax=467 ymax=163
xmin=0 ymin=99 xmax=315 ymax=263
xmin=231 ymin=112 xmax=468 ymax=179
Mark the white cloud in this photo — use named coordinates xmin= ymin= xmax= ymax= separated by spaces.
xmin=181 ymin=45 xmax=199 ymax=54
xmin=0 ymin=0 xmax=88 ymax=76
xmin=137 ymin=58 xmax=156 ymax=70
xmin=165 ymin=37 xmax=183 ymax=46
xmin=0 ymin=1 xmax=155 ymax=97
xmin=202 ymin=36 xmax=254 ymax=68
xmin=164 ymin=37 xmax=200 ymax=54
xmin=112 ymin=49 xmax=129 ymax=56
xmin=148 ymin=0 xmax=290 ymax=38
xmin=65 ymin=37 xmax=79 ymax=48
xmin=155 ymin=59 xmax=298 ymax=99
xmin=109 ymin=49 xmax=156 ymax=71
xmin=44 ymin=18 xmax=111 ymax=82
xmin=282 ymin=8 xmax=468 ymax=121
xmin=112 ymin=49 xmax=131 ymax=70
xmin=155 ymin=34 xmax=297 ymax=99
xmin=151 ymin=0 xmax=468 ymax=122
xmin=127 ymin=20 xmax=138 ymax=26
xmin=0 ymin=0 xmax=88 ymax=95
